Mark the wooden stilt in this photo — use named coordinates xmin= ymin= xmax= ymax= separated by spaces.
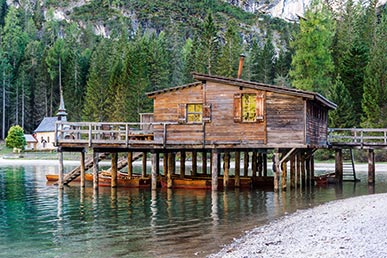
xmin=155 ymin=152 xmax=160 ymax=175
xmin=290 ymin=155 xmax=295 ymax=189
xmin=58 ymin=150 xmax=64 ymax=189
xmin=171 ymin=152 xmax=176 ymax=175
xmin=296 ymin=153 xmax=301 ymax=187
xmin=111 ymin=152 xmax=118 ymax=188
xmin=301 ymin=153 xmax=306 ymax=188
xmin=368 ymin=149 xmax=375 ymax=185
xmin=263 ymin=153 xmax=267 ymax=177
xmin=167 ymin=153 xmax=173 ymax=188
xmin=273 ymin=149 xmax=280 ymax=192
xmin=281 ymin=161 xmax=287 ymax=191
xmin=252 ymin=151 xmax=257 ymax=179
xmin=92 ymin=150 xmax=99 ymax=190
xmin=163 ymin=153 xmax=168 ymax=176
xmin=80 ymin=150 xmax=86 ymax=188
xmin=151 ymin=152 xmax=157 ymax=190
xmin=180 ymin=151 xmax=186 ymax=178
xmin=217 ymin=152 xmax=221 ymax=176
xmin=127 ymin=152 xmax=133 ymax=177
xmin=142 ymin=151 xmax=147 ymax=177
xmin=235 ymin=151 xmax=240 ymax=188
xmin=223 ymin=152 xmax=230 ymax=188
xmin=305 ymin=156 xmax=311 ymax=188
xmin=192 ymin=151 xmax=197 ymax=176
xmin=243 ymin=151 xmax=249 ymax=177
xmin=258 ymin=153 xmax=263 ymax=177
xmin=335 ymin=149 xmax=343 ymax=183
xmin=202 ymin=151 xmax=207 ymax=175
xmin=311 ymin=155 xmax=315 ymax=186
xmin=211 ymin=150 xmax=219 ymax=191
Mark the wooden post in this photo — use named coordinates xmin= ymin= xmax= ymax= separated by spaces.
xmin=202 ymin=151 xmax=207 ymax=175
xmin=155 ymin=152 xmax=160 ymax=175
xmin=223 ymin=152 xmax=230 ymax=188
xmin=151 ymin=152 xmax=157 ymax=190
xmin=297 ymin=153 xmax=301 ymax=187
xmin=258 ymin=153 xmax=263 ymax=177
xmin=252 ymin=151 xmax=257 ymax=179
xmin=368 ymin=149 xmax=375 ymax=185
xmin=180 ymin=151 xmax=186 ymax=178
xmin=211 ymin=149 xmax=219 ymax=191
xmin=273 ymin=150 xmax=280 ymax=192
xmin=171 ymin=152 xmax=176 ymax=175
xmin=235 ymin=151 xmax=240 ymax=188
xmin=163 ymin=153 xmax=168 ymax=176
xmin=281 ymin=161 xmax=287 ymax=191
xmin=142 ymin=151 xmax=147 ymax=177
xmin=311 ymin=155 xmax=315 ymax=186
xmin=127 ymin=152 xmax=133 ymax=177
xmin=58 ymin=150 xmax=64 ymax=189
xmin=80 ymin=150 xmax=86 ymax=188
xmin=192 ymin=151 xmax=197 ymax=176
xmin=290 ymin=155 xmax=295 ymax=189
xmin=305 ymin=156 xmax=311 ymax=188
xmin=335 ymin=149 xmax=343 ymax=183
xmin=263 ymin=153 xmax=268 ymax=177
xmin=243 ymin=151 xmax=249 ymax=177
xmin=167 ymin=152 xmax=173 ymax=188
xmin=92 ymin=151 xmax=99 ymax=190
xmin=301 ymin=153 xmax=306 ymax=188
xmin=111 ymin=152 xmax=118 ymax=188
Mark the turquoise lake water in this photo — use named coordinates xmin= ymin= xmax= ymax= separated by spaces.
xmin=1 ymin=162 xmax=387 ymax=258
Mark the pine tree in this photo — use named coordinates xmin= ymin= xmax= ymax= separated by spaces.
xmin=216 ymin=19 xmax=243 ymax=78
xmin=361 ymin=8 xmax=387 ymax=128
xmin=328 ymin=76 xmax=355 ymax=128
xmin=289 ymin=0 xmax=335 ymax=95
xmin=82 ymin=39 xmax=115 ymax=121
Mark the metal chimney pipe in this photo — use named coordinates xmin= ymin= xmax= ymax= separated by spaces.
xmin=237 ymin=54 xmax=245 ymax=79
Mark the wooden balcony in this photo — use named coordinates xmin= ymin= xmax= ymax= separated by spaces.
xmin=328 ymin=128 xmax=387 ymax=149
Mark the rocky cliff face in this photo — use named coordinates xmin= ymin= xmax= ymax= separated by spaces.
xmin=225 ymin=0 xmax=387 ymax=21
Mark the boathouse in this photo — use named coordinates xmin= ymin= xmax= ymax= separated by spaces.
xmin=55 ymin=71 xmax=337 ymax=191
xmin=147 ymin=73 xmax=336 ymax=150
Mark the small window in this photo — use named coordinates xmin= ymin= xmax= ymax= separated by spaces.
xmin=234 ymin=92 xmax=265 ymax=123
xmin=187 ymin=104 xmax=203 ymax=123
xmin=242 ymin=94 xmax=256 ymax=122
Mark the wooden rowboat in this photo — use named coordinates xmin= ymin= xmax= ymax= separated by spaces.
xmin=160 ymin=176 xmax=253 ymax=190
xmin=314 ymin=172 xmax=336 ymax=186
xmin=46 ymin=173 xmax=93 ymax=182
xmin=98 ymin=171 xmax=151 ymax=188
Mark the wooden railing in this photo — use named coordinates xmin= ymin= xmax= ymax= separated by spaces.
xmin=55 ymin=121 xmax=177 ymax=147
xmin=328 ymin=128 xmax=387 ymax=146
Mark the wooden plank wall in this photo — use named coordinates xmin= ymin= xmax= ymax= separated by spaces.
xmin=152 ymin=84 xmax=204 ymax=143
xmin=306 ymin=101 xmax=329 ymax=146
xmin=205 ymin=82 xmax=265 ymax=143
xmin=266 ymin=92 xmax=305 ymax=145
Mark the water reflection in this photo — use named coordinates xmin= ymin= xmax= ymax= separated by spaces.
xmin=0 ymin=164 xmax=387 ymax=257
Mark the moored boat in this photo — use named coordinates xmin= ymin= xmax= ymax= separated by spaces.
xmin=160 ymin=176 xmax=254 ymax=190
xmin=46 ymin=173 xmax=93 ymax=182
xmin=314 ymin=172 xmax=336 ymax=186
xmin=98 ymin=171 xmax=151 ymax=188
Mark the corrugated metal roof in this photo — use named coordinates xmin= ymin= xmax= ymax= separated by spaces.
xmin=34 ymin=117 xmax=57 ymax=133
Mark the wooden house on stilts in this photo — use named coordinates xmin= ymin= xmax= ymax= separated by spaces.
xmin=55 ymin=66 xmax=336 ymax=191
xmin=145 ymin=73 xmax=336 ymax=191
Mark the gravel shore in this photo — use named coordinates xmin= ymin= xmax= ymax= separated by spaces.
xmin=209 ymin=193 xmax=387 ymax=258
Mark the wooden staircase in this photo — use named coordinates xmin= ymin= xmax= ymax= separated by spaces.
xmin=63 ymin=152 xmax=110 ymax=185
xmin=342 ymin=149 xmax=360 ymax=182
xmin=63 ymin=152 xmax=144 ymax=185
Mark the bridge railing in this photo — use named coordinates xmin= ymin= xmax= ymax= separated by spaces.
xmin=328 ymin=128 xmax=387 ymax=146
xmin=55 ymin=121 xmax=177 ymax=147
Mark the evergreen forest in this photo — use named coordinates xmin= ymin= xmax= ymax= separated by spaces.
xmin=0 ymin=0 xmax=386 ymax=139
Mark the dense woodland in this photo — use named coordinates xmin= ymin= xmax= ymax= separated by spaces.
xmin=0 ymin=0 xmax=386 ymax=139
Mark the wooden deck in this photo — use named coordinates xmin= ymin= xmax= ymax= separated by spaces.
xmin=328 ymin=128 xmax=387 ymax=149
